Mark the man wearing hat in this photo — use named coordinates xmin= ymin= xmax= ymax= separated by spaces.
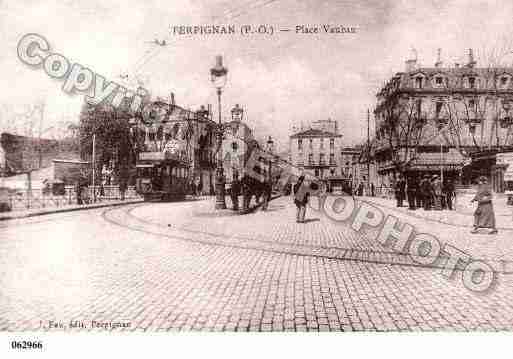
xmin=395 ymin=175 xmax=406 ymax=207
xmin=406 ymin=175 xmax=418 ymax=210
xmin=419 ymin=175 xmax=432 ymax=210
xmin=431 ymin=175 xmax=442 ymax=210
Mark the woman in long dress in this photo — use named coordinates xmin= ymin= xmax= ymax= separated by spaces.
xmin=471 ymin=176 xmax=498 ymax=234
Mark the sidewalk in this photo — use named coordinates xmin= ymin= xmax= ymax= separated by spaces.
xmin=0 ymin=198 xmax=144 ymax=221
xmin=360 ymin=194 xmax=513 ymax=230
xmin=358 ymin=195 xmax=513 ymax=273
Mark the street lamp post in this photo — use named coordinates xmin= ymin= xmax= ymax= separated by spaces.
xmin=231 ymin=103 xmax=244 ymax=175
xmin=211 ymin=55 xmax=228 ymax=209
xmin=501 ymin=99 xmax=512 ymax=146
xmin=437 ymin=121 xmax=444 ymax=183
xmin=266 ymin=136 xmax=274 ymax=183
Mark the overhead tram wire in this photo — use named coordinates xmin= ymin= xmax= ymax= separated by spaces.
xmin=129 ymin=0 xmax=283 ymax=79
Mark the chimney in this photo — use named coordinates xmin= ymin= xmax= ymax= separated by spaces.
xmin=169 ymin=92 xmax=175 ymax=105
xmin=466 ymin=48 xmax=476 ymax=68
xmin=405 ymin=47 xmax=418 ymax=72
xmin=207 ymin=104 xmax=212 ymax=120
xmin=435 ymin=48 xmax=443 ymax=68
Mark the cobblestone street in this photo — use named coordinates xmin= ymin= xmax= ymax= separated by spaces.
xmin=1 ymin=196 xmax=513 ymax=332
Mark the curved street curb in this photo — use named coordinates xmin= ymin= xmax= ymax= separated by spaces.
xmin=0 ymin=199 xmax=144 ymax=222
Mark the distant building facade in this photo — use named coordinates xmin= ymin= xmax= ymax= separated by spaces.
xmin=373 ymin=48 xmax=513 ymax=190
xmin=290 ymin=120 xmax=350 ymax=190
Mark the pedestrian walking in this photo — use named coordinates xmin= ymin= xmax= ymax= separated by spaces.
xmin=395 ymin=175 xmax=406 ymax=207
xmin=370 ymin=182 xmax=375 ymax=197
xmin=293 ymin=175 xmax=309 ymax=223
xmin=432 ymin=175 xmax=442 ymax=210
xmin=471 ymin=176 xmax=498 ymax=234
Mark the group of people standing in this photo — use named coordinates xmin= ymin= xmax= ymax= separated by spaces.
xmin=395 ymin=174 xmax=498 ymax=234
xmin=394 ymin=174 xmax=455 ymax=211
xmin=228 ymin=173 xmax=273 ymax=212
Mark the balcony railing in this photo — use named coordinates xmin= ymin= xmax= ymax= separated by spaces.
xmin=464 ymin=117 xmax=483 ymax=125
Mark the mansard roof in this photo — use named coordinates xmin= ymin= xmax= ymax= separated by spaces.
xmin=290 ymin=128 xmax=341 ymax=138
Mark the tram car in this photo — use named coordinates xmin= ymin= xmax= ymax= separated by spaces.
xmin=135 ymin=151 xmax=190 ymax=201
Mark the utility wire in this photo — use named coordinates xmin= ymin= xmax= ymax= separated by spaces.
xmin=129 ymin=0 xmax=283 ymax=78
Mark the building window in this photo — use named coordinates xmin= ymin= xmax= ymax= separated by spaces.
xmin=500 ymin=76 xmax=509 ymax=89
xmin=320 ymin=138 xmax=324 ymax=149
xmin=309 ymin=139 xmax=313 ymax=149
xmin=415 ymin=77 xmax=423 ymax=89
xmin=298 ymin=139 xmax=302 ymax=150
xmin=330 ymin=168 xmax=335 ymax=176
xmin=435 ymin=102 xmax=443 ymax=118
xmin=416 ymin=98 xmax=422 ymax=116
xmin=308 ymin=154 xmax=313 ymax=164
xmin=329 ymin=153 xmax=335 ymax=165
xmin=468 ymin=77 xmax=476 ymax=89
xmin=315 ymin=169 xmax=319 ymax=177
xmin=319 ymin=153 xmax=325 ymax=165
xmin=435 ymin=77 xmax=443 ymax=86
xmin=330 ymin=138 xmax=334 ymax=149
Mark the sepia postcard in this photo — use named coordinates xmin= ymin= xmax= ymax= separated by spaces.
xmin=1 ymin=0 xmax=513 ymax=356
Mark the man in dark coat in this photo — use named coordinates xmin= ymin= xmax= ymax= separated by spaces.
xmin=293 ymin=175 xmax=309 ymax=223
xmin=420 ymin=175 xmax=432 ymax=210
xmin=431 ymin=175 xmax=442 ymax=210
xmin=442 ymin=179 xmax=455 ymax=210
xmin=261 ymin=179 xmax=272 ymax=211
xmin=75 ymin=179 xmax=83 ymax=205
xmin=241 ymin=174 xmax=251 ymax=212
xmin=406 ymin=176 xmax=418 ymax=210
xmin=230 ymin=173 xmax=240 ymax=211
xmin=395 ymin=175 xmax=406 ymax=207
xmin=415 ymin=176 xmax=424 ymax=209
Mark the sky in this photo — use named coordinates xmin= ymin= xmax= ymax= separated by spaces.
xmin=2 ymin=0 xmax=513 ymax=151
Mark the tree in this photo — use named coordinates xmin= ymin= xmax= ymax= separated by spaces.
xmin=79 ymin=101 xmax=135 ymax=186
xmin=377 ymin=94 xmax=429 ymax=174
